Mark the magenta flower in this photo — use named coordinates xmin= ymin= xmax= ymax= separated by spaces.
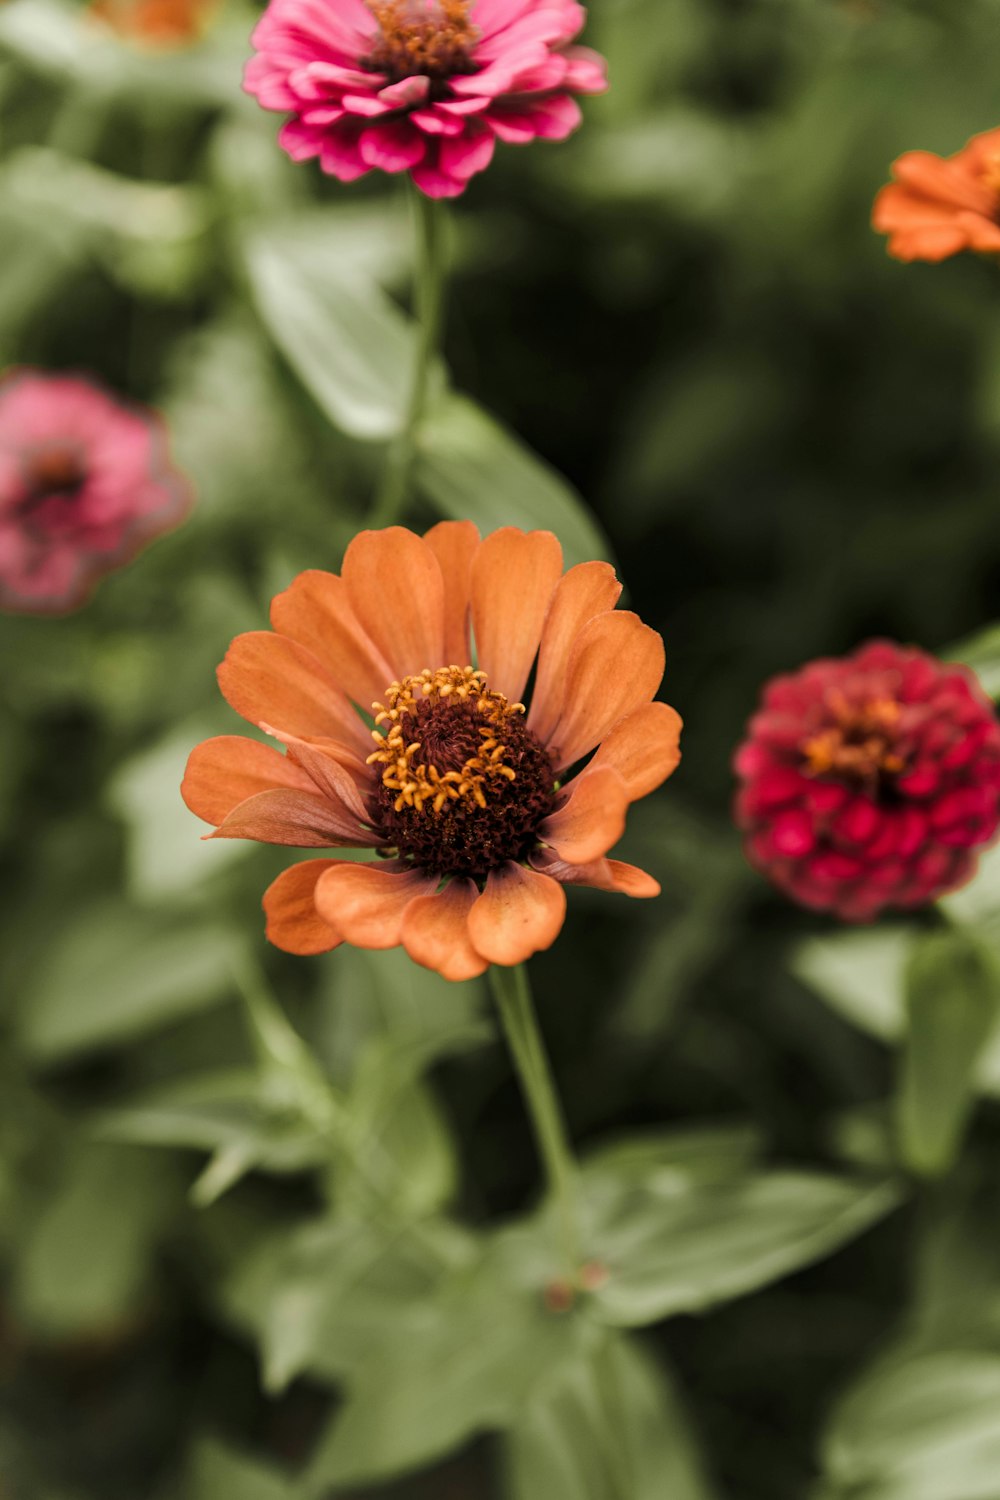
xmin=244 ymin=0 xmax=608 ymax=199
xmin=0 ymin=371 xmax=191 ymax=615
xmin=734 ymin=641 xmax=1000 ymax=922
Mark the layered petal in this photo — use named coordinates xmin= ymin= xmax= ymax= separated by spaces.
xmin=315 ymin=861 xmax=438 ymax=948
xmin=342 ymin=527 xmax=446 ymax=679
xmin=470 ymin=527 xmax=563 ymax=702
xmin=542 ymin=611 xmax=666 ymax=771
xmin=218 ymin=631 xmax=370 ymax=753
xmin=541 ymin=765 xmax=629 ymax=864
xmin=533 ymin=848 xmax=661 ymax=898
xmin=423 ymin=519 xmax=479 ymax=666
xmin=263 ymin=859 xmax=344 ymax=955
xmin=209 ymin=788 xmax=373 ymax=847
xmin=529 ymin=560 xmax=622 ymax=744
xmin=400 ymin=877 xmax=488 ymax=980
xmin=270 ymin=569 xmax=393 ymax=710
xmin=181 ymin=734 xmax=316 ymax=826
xmin=584 ymin=701 xmax=683 ymax=801
xmin=467 ymin=861 xmax=566 ymax=965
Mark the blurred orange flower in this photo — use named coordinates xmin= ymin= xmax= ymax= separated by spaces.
xmin=183 ymin=524 xmax=681 ymax=980
xmin=88 ymin=0 xmax=217 ymax=48
xmin=873 ymin=127 xmax=1000 ymax=262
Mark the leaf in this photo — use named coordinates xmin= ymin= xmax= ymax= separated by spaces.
xmin=189 ymin=1440 xmax=300 ymax=1500
xmin=13 ymin=1142 xmax=177 ymax=1337
xmin=107 ymin=724 xmax=249 ymax=904
xmin=580 ymin=1166 xmax=902 ymax=1327
xmin=223 ymin=1214 xmax=475 ymax=1395
xmin=506 ymin=1332 xmax=717 ymax=1500
xmin=582 ymin=1123 xmax=763 ymax=1191
xmin=946 ymin=621 xmax=1000 ymax=700
xmin=17 ymin=900 xmax=246 ymax=1061
xmin=243 ymin=222 xmax=417 ymax=441
xmin=896 ymin=930 xmax=1000 ymax=1177
xmin=304 ymin=1224 xmax=588 ymax=1490
xmin=417 ymin=393 xmax=612 ymax=570
xmin=794 ymin=924 xmax=1000 ymax=1100
xmin=821 ymin=1350 xmax=1000 ymax=1500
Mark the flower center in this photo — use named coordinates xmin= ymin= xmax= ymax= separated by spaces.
xmin=364 ymin=0 xmax=478 ymax=83
xmin=367 ymin=665 xmax=556 ymax=878
xmin=22 ymin=445 xmax=87 ymax=502
xmin=801 ymin=692 xmax=906 ymax=790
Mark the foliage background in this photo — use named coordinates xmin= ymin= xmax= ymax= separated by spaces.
xmin=3 ymin=0 xmax=1000 ymax=1496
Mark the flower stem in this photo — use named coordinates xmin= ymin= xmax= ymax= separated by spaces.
xmin=369 ymin=186 xmax=446 ymax=527
xmin=488 ymin=962 xmax=582 ymax=1277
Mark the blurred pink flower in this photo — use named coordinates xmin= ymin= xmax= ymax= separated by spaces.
xmin=0 ymin=371 xmax=191 ymax=615
xmin=244 ymin=0 xmax=608 ymax=199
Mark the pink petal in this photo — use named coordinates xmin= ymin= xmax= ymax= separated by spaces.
xmin=378 ymin=75 xmax=431 ymax=108
xmin=440 ymin=121 xmax=496 ymax=180
xmin=360 ymin=120 xmax=427 ymax=172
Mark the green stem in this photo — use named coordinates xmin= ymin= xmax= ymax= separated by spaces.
xmin=488 ymin=962 xmax=582 ymax=1277
xmin=369 ymin=186 xmax=446 ymax=527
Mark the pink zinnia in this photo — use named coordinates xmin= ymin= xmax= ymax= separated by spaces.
xmin=0 ymin=371 xmax=190 ymax=615
xmin=734 ymin=641 xmax=1000 ymax=922
xmin=244 ymin=0 xmax=608 ymax=199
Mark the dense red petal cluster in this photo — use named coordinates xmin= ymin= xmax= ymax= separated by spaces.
xmin=734 ymin=641 xmax=1000 ymax=921
xmin=244 ymin=0 xmax=607 ymax=199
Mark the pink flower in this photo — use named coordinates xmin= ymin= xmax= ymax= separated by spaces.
xmin=244 ymin=0 xmax=608 ymax=199
xmin=0 ymin=370 xmax=191 ymax=615
xmin=733 ymin=641 xmax=1000 ymax=922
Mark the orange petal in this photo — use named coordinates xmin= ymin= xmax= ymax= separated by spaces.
xmin=182 ymin=735 xmax=316 ymax=826
xmin=886 ymin=225 xmax=970 ymax=262
xmin=218 ymin=632 xmax=370 ymax=753
xmin=585 ymin=701 xmax=682 ymax=801
xmin=958 ymin=210 xmax=1000 ymax=253
xmin=533 ymin=848 xmax=661 ymax=898
xmin=467 ymin=862 xmax=566 ymax=966
xmin=958 ymin=125 xmax=1000 ymax=174
xmin=263 ymin=860 xmax=344 ymax=955
xmin=872 ymin=183 xmax=965 ymax=233
xmin=528 ymin=561 xmax=622 ymax=745
xmin=270 ymin=570 xmax=393 ymax=711
xmin=209 ymin=788 xmax=372 ymax=846
xmin=423 ymin=520 xmax=479 ymax=667
xmin=542 ymin=612 xmax=665 ymax=772
xmin=263 ymin=730 xmax=375 ymax=827
xmin=892 ymin=151 xmax=995 ymax=216
xmin=470 ymin=528 xmax=563 ymax=703
xmin=314 ymin=861 xmax=437 ymax=949
xmin=400 ymin=878 xmax=488 ymax=981
xmin=342 ymin=527 xmax=445 ymax=679
xmin=541 ymin=766 xmax=629 ymax=864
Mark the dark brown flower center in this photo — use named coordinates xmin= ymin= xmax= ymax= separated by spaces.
xmin=364 ymin=0 xmax=478 ymax=83
xmin=22 ymin=445 xmax=87 ymax=504
xmin=367 ymin=666 xmax=557 ymax=879
xmin=801 ymin=692 xmax=906 ymax=790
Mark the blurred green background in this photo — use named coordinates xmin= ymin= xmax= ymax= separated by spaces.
xmin=5 ymin=0 xmax=1000 ymax=1496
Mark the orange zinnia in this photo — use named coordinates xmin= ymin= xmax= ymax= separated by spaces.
xmin=182 ymin=524 xmax=681 ymax=980
xmin=872 ymin=127 xmax=1000 ymax=262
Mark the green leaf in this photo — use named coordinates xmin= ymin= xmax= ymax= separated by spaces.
xmin=582 ymin=1123 xmax=763 ymax=1191
xmin=506 ymin=1333 xmax=717 ymax=1500
xmin=580 ymin=1166 xmax=902 ymax=1327
xmin=223 ymin=1214 xmax=475 ymax=1395
xmin=243 ymin=221 xmax=417 ymax=441
xmin=304 ymin=1224 xmax=588 ymax=1490
xmin=17 ymin=900 xmax=246 ymax=1061
xmin=13 ymin=1142 xmax=177 ymax=1337
xmin=896 ymin=930 xmax=1000 ymax=1177
xmin=417 ymin=393 xmax=613 ymax=570
xmin=189 ymin=1440 xmax=300 ymax=1500
xmin=821 ymin=1350 xmax=1000 ymax=1500
xmin=946 ymin=621 xmax=1000 ymax=700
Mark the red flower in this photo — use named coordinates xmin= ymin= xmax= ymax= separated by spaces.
xmin=182 ymin=524 xmax=681 ymax=979
xmin=872 ymin=127 xmax=1000 ymax=263
xmin=734 ymin=641 xmax=1000 ymax=921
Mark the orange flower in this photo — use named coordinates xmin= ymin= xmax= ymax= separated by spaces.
xmin=873 ymin=127 xmax=1000 ymax=262
xmin=182 ymin=525 xmax=681 ymax=980
xmin=88 ymin=0 xmax=217 ymax=48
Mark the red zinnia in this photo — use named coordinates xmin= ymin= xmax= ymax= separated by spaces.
xmin=0 ymin=371 xmax=190 ymax=615
xmin=734 ymin=641 xmax=1000 ymax=921
xmin=182 ymin=524 xmax=681 ymax=980
xmin=872 ymin=127 xmax=1000 ymax=263
xmin=244 ymin=0 xmax=608 ymax=199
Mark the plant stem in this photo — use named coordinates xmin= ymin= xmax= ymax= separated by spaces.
xmin=370 ymin=186 xmax=446 ymax=527
xmin=488 ymin=962 xmax=582 ymax=1278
